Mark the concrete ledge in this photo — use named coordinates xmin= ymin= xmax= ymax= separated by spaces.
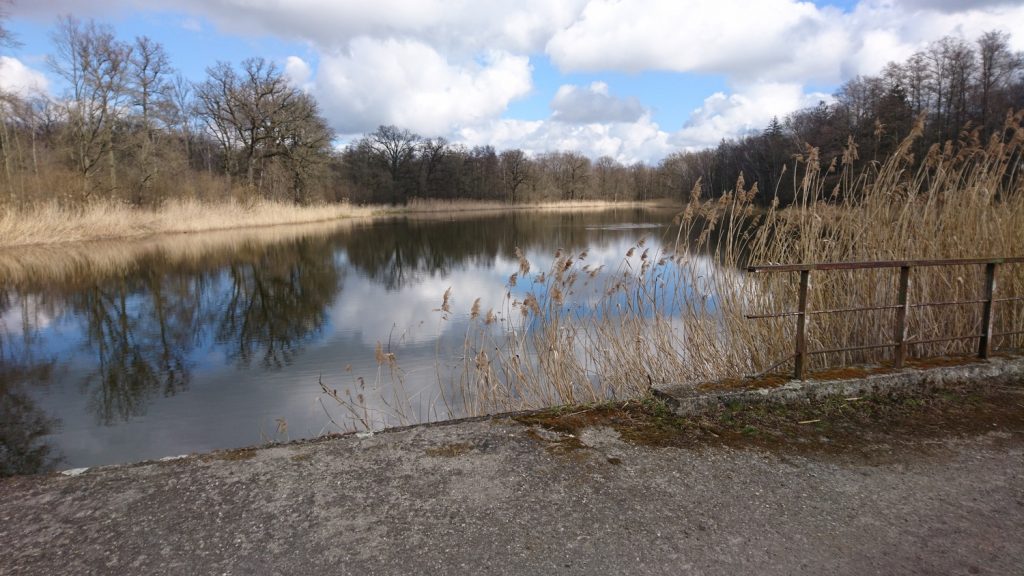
xmin=654 ymin=354 xmax=1024 ymax=416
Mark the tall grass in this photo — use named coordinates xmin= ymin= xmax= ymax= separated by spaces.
xmin=325 ymin=113 xmax=1024 ymax=429
xmin=0 ymin=218 xmax=360 ymax=289
xmin=0 ymin=198 xmax=373 ymax=248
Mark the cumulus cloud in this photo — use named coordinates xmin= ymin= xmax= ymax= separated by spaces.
xmin=550 ymin=82 xmax=647 ymax=124
xmin=458 ymin=116 xmax=673 ymax=164
xmin=546 ymin=0 xmax=1024 ymax=83
xmin=314 ymin=38 xmax=531 ymax=136
xmin=674 ymin=82 xmax=831 ymax=150
xmin=0 ymin=57 xmax=49 ymax=96
xmin=283 ymin=55 xmax=313 ymax=92
xmin=546 ymin=0 xmax=837 ymax=81
xmin=162 ymin=0 xmax=589 ymax=55
xmin=894 ymin=0 xmax=1021 ymax=13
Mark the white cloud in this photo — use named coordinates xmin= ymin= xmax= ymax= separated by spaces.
xmin=893 ymin=0 xmax=1021 ymax=13
xmin=283 ymin=55 xmax=313 ymax=92
xmin=546 ymin=0 xmax=1024 ymax=83
xmin=459 ymin=116 xmax=673 ymax=164
xmin=0 ymin=57 xmax=49 ymax=96
xmin=165 ymin=0 xmax=589 ymax=55
xmin=314 ymin=38 xmax=532 ymax=136
xmin=546 ymin=0 xmax=836 ymax=81
xmin=551 ymin=82 xmax=647 ymax=124
xmin=674 ymin=82 xmax=832 ymax=150
xmin=458 ymin=82 xmax=833 ymax=162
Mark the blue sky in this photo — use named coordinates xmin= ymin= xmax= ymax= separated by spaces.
xmin=2 ymin=0 xmax=1023 ymax=162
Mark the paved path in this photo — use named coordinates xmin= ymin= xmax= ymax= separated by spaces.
xmin=2 ymin=410 xmax=1022 ymax=575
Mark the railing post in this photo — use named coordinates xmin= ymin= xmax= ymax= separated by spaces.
xmin=894 ymin=266 xmax=910 ymax=368
xmin=794 ymin=269 xmax=810 ymax=380
xmin=979 ymin=262 xmax=997 ymax=359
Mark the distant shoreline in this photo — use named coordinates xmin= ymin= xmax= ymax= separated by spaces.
xmin=0 ymin=198 xmax=679 ymax=250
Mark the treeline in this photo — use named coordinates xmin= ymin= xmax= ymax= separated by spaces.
xmin=0 ymin=17 xmax=1021 ymax=209
xmin=666 ymin=30 xmax=1024 ymax=206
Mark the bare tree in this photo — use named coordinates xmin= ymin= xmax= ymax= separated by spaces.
xmin=553 ymin=151 xmax=590 ymax=200
xmin=128 ymin=35 xmax=172 ymax=201
xmin=977 ymin=30 xmax=1023 ymax=135
xmin=417 ymin=137 xmax=448 ymax=197
xmin=364 ymin=125 xmax=419 ymax=203
xmin=47 ymin=16 xmax=131 ymax=197
xmin=168 ymin=73 xmax=197 ymax=169
xmin=274 ymin=92 xmax=332 ymax=204
xmin=368 ymin=125 xmax=419 ymax=184
xmin=195 ymin=58 xmax=332 ymax=202
xmin=498 ymin=148 xmax=530 ymax=203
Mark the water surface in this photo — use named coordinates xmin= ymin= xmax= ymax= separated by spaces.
xmin=0 ymin=208 xmax=683 ymax=472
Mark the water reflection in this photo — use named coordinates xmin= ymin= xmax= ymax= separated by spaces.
xmin=0 ymin=208 xmax=681 ymax=471
xmin=0 ymin=361 xmax=60 ymax=476
xmin=215 ymin=240 xmax=343 ymax=368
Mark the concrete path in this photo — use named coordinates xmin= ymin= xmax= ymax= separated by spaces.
xmin=2 ymin=404 xmax=1023 ymax=576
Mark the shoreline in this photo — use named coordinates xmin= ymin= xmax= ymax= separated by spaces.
xmin=0 ymin=198 xmax=679 ymax=250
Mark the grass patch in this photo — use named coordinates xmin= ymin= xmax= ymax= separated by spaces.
xmin=203 ymin=448 xmax=257 ymax=462
xmin=515 ymin=384 xmax=1024 ymax=461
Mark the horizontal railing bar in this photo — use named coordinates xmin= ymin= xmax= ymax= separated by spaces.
xmin=745 ymin=311 xmax=800 ymax=320
xmin=993 ymin=330 xmax=1024 ymax=338
xmin=905 ymin=334 xmax=983 ymax=346
xmin=807 ymin=343 xmax=895 ymax=355
xmin=807 ymin=304 xmax=902 ymax=315
xmin=746 ymin=300 xmax=978 ymax=318
xmin=908 ymin=299 xmax=987 ymax=308
xmin=994 ymin=296 xmax=1024 ymax=303
xmin=748 ymin=257 xmax=1024 ymax=273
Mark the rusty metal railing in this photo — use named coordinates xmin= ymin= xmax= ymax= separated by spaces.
xmin=745 ymin=257 xmax=1024 ymax=380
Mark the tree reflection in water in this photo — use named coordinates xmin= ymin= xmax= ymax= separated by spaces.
xmin=0 ymin=230 xmax=348 ymax=428
xmin=215 ymin=238 xmax=343 ymax=368
xmin=345 ymin=210 xmax=645 ymax=290
xmin=0 ymin=363 xmax=60 ymax=476
xmin=0 ymin=208 xmax=677 ymax=468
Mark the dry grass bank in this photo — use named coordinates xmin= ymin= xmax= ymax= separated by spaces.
xmin=0 ymin=197 xmax=676 ymax=249
xmin=325 ymin=113 xmax=1024 ymax=429
xmin=0 ymin=199 xmax=374 ymax=248
xmin=0 ymin=218 xmax=359 ymax=289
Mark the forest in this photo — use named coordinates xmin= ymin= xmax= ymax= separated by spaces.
xmin=0 ymin=15 xmax=1021 ymax=209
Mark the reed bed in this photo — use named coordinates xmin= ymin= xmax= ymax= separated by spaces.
xmin=0 ymin=198 xmax=373 ymax=248
xmin=325 ymin=113 xmax=1024 ymax=430
xmin=0 ymin=218 xmax=359 ymax=289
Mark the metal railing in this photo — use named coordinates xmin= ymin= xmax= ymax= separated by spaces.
xmin=745 ymin=257 xmax=1024 ymax=380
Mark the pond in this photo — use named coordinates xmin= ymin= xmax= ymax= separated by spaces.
xmin=0 ymin=207 xmax=692 ymax=473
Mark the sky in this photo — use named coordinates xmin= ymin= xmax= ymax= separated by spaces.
xmin=2 ymin=0 xmax=1023 ymax=163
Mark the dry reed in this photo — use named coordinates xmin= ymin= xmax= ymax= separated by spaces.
xmin=0 ymin=218 xmax=360 ymax=288
xmin=0 ymin=198 xmax=374 ymax=248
